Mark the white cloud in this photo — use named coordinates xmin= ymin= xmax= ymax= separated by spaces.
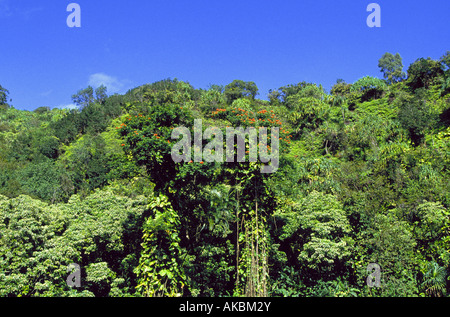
xmin=57 ymin=104 xmax=78 ymax=110
xmin=88 ymin=73 xmax=130 ymax=94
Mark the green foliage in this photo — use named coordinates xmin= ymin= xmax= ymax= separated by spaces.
xmin=224 ymin=80 xmax=259 ymax=104
xmin=351 ymin=76 xmax=387 ymax=102
xmin=50 ymin=109 xmax=80 ymax=145
xmin=307 ymin=277 xmax=361 ymax=297
xmin=277 ymin=191 xmax=353 ymax=278
xmin=125 ymin=78 xmax=199 ymax=110
xmin=85 ymin=262 xmax=116 ymax=296
xmin=285 ymin=96 xmax=330 ymax=136
xmin=269 ymin=82 xmax=324 ymax=105
xmin=72 ymin=86 xmax=95 ymax=109
xmin=270 ymin=266 xmax=304 ymax=297
xmin=378 ymin=52 xmax=406 ymax=84
xmin=72 ymin=85 xmax=109 ymax=109
xmin=330 ymin=79 xmax=352 ymax=98
xmin=441 ymin=51 xmax=450 ymax=72
xmin=397 ymin=89 xmax=437 ymax=146
xmin=440 ymin=51 xmax=450 ymax=96
xmin=36 ymin=135 xmax=60 ymax=159
xmin=406 ymin=57 xmax=445 ymax=91
xmin=357 ymin=212 xmax=420 ymax=296
xmin=1 ymin=53 xmax=450 ymax=298
xmin=421 ymin=261 xmax=447 ymax=297
xmin=0 ymin=189 xmax=147 ymax=297
xmin=59 ymin=134 xmax=112 ymax=196
xmin=95 ymin=85 xmax=108 ymax=105
xmin=199 ymin=86 xmax=227 ymax=113
xmin=0 ymin=195 xmax=61 ymax=297
xmin=135 ymin=194 xmax=186 ymax=297
xmin=413 ymin=201 xmax=449 ymax=242
xmin=18 ymin=160 xmax=73 ymax=203
xmin=441 ymin=77 xmax=450 ymax=96
xmin=118 ymin=104 xmax=193 ymax=192
xmin=0 ymin=85 xmax=10 ymax=109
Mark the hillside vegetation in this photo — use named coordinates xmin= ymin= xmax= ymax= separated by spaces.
xmin=0 ymin=52 xmax=449 ymax=297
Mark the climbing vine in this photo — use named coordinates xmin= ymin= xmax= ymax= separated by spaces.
xmin=135 ymin=194 xmax=186 ymax=297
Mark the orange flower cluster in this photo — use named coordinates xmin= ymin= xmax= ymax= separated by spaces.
xmin=187 ymin=160 xmax=204 ymax=164
xmin=208 ymin=107 xmax=293 ymax=146
xmin=117 ymin=113 xmax=179 ymax=155
xmin=211 ymin=108 xmax=227 ymax=116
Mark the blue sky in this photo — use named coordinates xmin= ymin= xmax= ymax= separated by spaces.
xmin=1 ymin=0 xmax=449 ymax=111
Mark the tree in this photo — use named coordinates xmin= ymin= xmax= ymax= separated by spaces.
xmin=440 ymin=51 xmax=450 ymax=95
xmin=199 ymin=87 xmax=226 ymax=113
xmin=77 ymin=103 xmax=109 ymax=135
xmin=72 ymin=86 xmax=95 ymax=109
xmin=118 ymin=103 xmax=193 ymax=193
xmin=330 ymin=79 xmax=351 ymax=97
xmin=18 ymin=160 xmax=73 ymax=203
xmin=134 ymin=194 xmax=186 ymax=297
xmin=72 ymin=85 xmax=109 ymax=109
xmin=36 ymin=135 xmax=60 ymax=159
xmin=277 ymin=191 xmax=353 ymax=280
xmin=102 ymin=94 xmax=123 ymax=119
xmin=269 ymin=82 xmax=321 ymax=105
xmin=33 ymin=106 xmax=51 ymax=115
xmin=441 ymin=51 xmax=450 ymax=72
xmin=397 ymin=89 xmax=436 ymax=146
xmin=285 ymin=96 xmax=330 ymax=136
xmin=2 ymin=68 xmax=450 ymax=298
xmin=0 ymin=194 xmax=70 ymax=296
xmin=0 ymin=85 xmax=10 ymax=109
xmin=95 ymin=85 xmax=108 ymax=105
xmin=362 ymin=213 xmax=419 ymax=296
xmin=350 ymin=76 xmax=387 ymax=101
xmin=59 ymin=134 xmax=111 ymax=196
xmin=406 ymin=57 xmax=444 ymax=90
xmin=51 ymin=109 xmax=80 ymax=145
xmin=421 ymin=261 xmax=447 ymax=297
xmin=378 ymin=52 xmax=406 ymax=84
xmin=414 ymin=201 xmax=449 ymax=242
xmin=224 ymin=80 xmax=259 ymax=104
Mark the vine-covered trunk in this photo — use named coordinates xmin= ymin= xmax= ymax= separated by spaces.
xmin=235 ymin=187 xmax=269 ymax=297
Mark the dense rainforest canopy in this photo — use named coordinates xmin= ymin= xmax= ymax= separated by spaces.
xmin=0 ymin=52 xmax=449 ymax=297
